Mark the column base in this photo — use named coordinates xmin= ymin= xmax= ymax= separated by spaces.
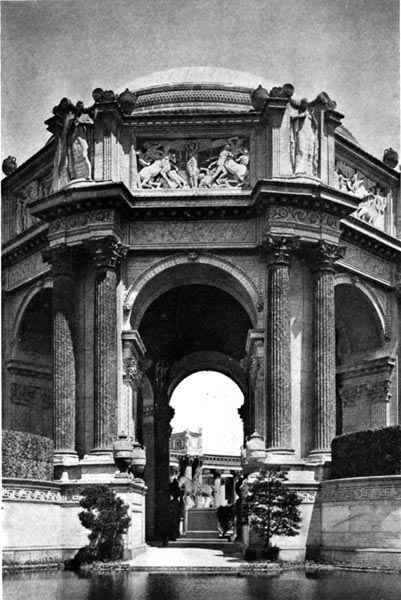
xmin=79 ymin=451 xmax=116 ymax=481
xmin=305 ymin=450 xmax=332 ymax=464
xmin=53 ymin=451 xmax=79 ymax=466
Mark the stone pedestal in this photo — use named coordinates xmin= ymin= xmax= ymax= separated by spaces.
xmin=263 ymin=235 xmax=300 ymax=454
xmin=309 ymin=241 xmax=345 ymax=460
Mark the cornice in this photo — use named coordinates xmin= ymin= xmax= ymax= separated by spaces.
xmin=2 ymin=224 xmax=49 ymax=267
xmin=335 ymin=135 xmax=400 ymax=184
xmin=252 ymin=178 xmax=359 ymax=219
xmin=123 ymin=110 xmax=261 ymax=128
xmin=340 ymin=216 xmax=401 ymax=262
xmin=1 ymin=142 xmax=55 ymax=190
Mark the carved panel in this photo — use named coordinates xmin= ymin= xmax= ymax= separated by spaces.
xmin=321 ymin=481 xmax=401 ymax=503
xmin=6 ymin=252 xmax=49 ymax=290
xmin=49 ymin=209 xmax=123 ymax=236
xmin=334 ymin=159 xmax=393 ymax=233
xmin=136 ymin=137 xmax=250 ymax=189
xmin=340 ymin=243 xmax=393 ymax=283
xmin=265 ymin=206 xmax=340 ymax=237
xmin=2 ymin=486 xmax=60 ymax=503
xmin=129 ymin=220 xmax=256 ymax=247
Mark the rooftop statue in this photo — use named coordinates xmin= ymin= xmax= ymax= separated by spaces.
xmin=290 ymin=98 xmax=318 ymax=177
xmin=46 ymin=98 xmax=93 ymax=191
xmin=2 ymin=155 xmax=17 ymax=176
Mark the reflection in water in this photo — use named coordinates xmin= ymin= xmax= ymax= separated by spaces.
xmin=3 ymin=571 xmax=400 ymax=600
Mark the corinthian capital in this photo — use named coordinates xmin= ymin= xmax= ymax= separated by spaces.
xmin=89 ymin=236 xmax=127 ymax=271
xmin=262 ymin=234 xmax=300 ymax=265
xmin=312 ymin=240 xmax=346 ymax=272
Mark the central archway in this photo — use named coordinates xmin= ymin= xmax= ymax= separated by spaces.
xmin=130 ymin=262 xmax=255 ymax=541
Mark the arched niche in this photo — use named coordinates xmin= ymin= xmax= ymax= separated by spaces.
xmin=7 ymin=286 xmax=53 ymax=439
xmin=334 ymin=276 xmax=392 ymax=436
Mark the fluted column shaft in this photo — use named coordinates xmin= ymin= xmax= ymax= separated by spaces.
xmin=263 ymin=235 xmax=300 ymax=452
xmin=311 ymin=241 xmax=345 ymax=455
xmin=43 ymin=246 xmax=77 ymax=457
xmin=92 ymin=238 xmax=126 ymax=452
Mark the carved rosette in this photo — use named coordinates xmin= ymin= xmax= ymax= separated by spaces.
xmin=42 ymin=245 xmax=77 ymax=456
xmin=263 ymin=235 xmax=300 ymax=452
xmin=311 ymin=241 xmax=346 ymax=455
xmin=90 ymin=237 xmax=127 ymax=452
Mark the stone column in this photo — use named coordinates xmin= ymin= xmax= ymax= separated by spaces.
xmin=42 ymin=245 xmax=78 ymax=464
xmin=243 ymin=330 xmax=265 ymax=440
xmin=263 ymin=234 xmax=300 ymax=453
xmin=309 ymin=240 xmax=345 ymax=459
xmin=91 ymin=237 xmax=127 ymax=453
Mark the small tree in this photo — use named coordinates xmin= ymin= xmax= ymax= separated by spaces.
xmin=244 ymin=469 xmax=302 ymax=552
xmin=77 ymin=485 xmax=131 ymax=563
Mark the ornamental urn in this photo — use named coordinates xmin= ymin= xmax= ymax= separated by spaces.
xmin=113 ymin=433 xmax=134 ymax=473
xmin=241 ymin=431 xmax=267 ymax=476
xmin=118 ymin=89 xmax=137 ymax=114
xmin=250 ymin=85 xmax=269 ymax=111
xmin=130 ymin=442 xmax=146 ymax=478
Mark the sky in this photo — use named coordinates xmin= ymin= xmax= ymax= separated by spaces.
xmin=1 ymin=0 xmax=400 ymax=168
xmin=170 ymin=371 xmax=244 ymax=456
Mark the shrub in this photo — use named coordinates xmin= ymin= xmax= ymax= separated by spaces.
xmin=244 ymin=469 xmax=302 ymax=553
xmin=331 ymin=426 xmax=401 ymax=479
xmin=2 ymin=429 xmax=54 ymax=480
xmin=68 ymin=485 xmax=131 ymax=568
xmin=216 ymin=504 xmax=235 ymax=536
xmin=244 ymin=546 xmax=258 ymax=561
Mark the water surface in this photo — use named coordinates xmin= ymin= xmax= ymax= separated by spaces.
xmin=3 ymin=570 xmax=400 ymax=600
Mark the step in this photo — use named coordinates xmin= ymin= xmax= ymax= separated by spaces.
xmin=185 ymin=530 xmax=220 ymax=540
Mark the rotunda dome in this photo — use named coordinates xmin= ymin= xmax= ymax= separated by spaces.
xmin=121 ymin=66 xmax=272 ymax=114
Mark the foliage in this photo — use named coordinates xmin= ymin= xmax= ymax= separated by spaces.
xmin=74 ymin=485 xmax=131 ymax=565
xmin=331 ymin=426 xmax=401 ymax=479
xmin=2 ymin=429 xmax=54 ymax=480
xmin=216 ymin=504 xmax=235 ymax=536
xmin=244 ymin=469 xmax=302 ymax=550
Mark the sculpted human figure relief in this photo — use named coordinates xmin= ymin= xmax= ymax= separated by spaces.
xmin=334 ymin=163 xmax=388 ymax=230
xmin=290 ymin=98 xmax=318 ymax=176
xmin=135 ymin=137 xmax=250 ymax=189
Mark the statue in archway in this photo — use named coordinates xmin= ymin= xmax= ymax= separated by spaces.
xmin=178 ymin=465 xmax=215 ymax=508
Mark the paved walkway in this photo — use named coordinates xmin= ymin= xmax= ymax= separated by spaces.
xmin=127 ymin=546 xmax=247 ymax=571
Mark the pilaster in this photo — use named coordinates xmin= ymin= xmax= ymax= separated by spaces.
xmin=121 ymin=330 xmax=148 ymax=441
xmin=309 ymin=240 xmax=345 ymax=460
xmin=262 ymin=234 xmax=300 ymax=454
xmin=244 ymin=330 xmax=265 ymax=439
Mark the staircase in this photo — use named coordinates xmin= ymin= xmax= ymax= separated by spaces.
xmin=169 ymin=508 xmax=241 ymax=554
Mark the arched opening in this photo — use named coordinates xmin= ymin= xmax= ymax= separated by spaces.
xmin=134 ymin=277 xmax=253 ymax=542
xmin=8 ymin=289 xmax=53 ymax=438
xmin=170 ymin=371 xmax=243 ymax=455
xmin=335 ymin=282 xmax=389 ymax=435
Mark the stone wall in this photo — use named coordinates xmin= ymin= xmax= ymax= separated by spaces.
xmin=2 ymin=478 xmax=147 ymax=563
xmin=307 ymin=475 xmax=401 ymax=568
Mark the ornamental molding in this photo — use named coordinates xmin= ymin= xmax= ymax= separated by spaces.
xmin=48 ymin=208 xmax=124 ymax=237
xmin=261 ymin=233 xmax=301 ymax=265
xmin=265 ymin=205 xmax=341 ymax=234
xmin=2 ymin=485 xmax=60 ymax=503
xmin=5 ymin=251 xmax=50 ymax=291
xmin=123 ymin=251 xmax=263 ymax=315
xmin=337 ymin=241 xmax=394 ymax=285
xmin=321 ymin=480 xmax=401 ymax=503
xmin=128 ymin=219 xmax=257 ymax=247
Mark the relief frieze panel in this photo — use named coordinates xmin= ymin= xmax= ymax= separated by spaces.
xmin=129 ymin=219 xmax=257 ymax=247
xmin=339 ymin=243 xmax=394 ymax=284
xmin=6 ymin=252 xmax=50 ymax=290
xmin=334 ymin=159 xmax=393 ymax=233
xmin=135 ymin=137 xmax=250 ymax=189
